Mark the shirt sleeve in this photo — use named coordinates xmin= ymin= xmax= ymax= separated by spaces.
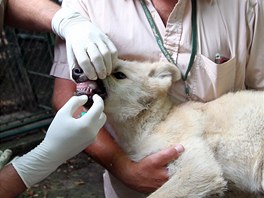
xmin=245 ymin=0 xmax=264 ymax=90
xmin=50 ymin=37 xmax=71 ymax=79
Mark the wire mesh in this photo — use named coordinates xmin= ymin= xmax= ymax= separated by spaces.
xmin=0 ymin=27 xmax=56 ymax=140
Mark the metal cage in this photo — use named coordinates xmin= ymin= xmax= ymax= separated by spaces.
xmin=0 ymin=27 xmax=56 ymax=141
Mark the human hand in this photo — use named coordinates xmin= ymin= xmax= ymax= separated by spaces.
xmin=52 ymin=8 xmax=117 ymax=80
xmin=116 ymin=144 xmax=184 ymax=193
xmin=12 ymin=95 xmax=106 ymax=187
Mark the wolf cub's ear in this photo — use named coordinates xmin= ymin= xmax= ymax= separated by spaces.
xmin=149 ymin=62 xmax=181 ymax=82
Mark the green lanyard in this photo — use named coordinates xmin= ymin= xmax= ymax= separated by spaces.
xmin=139 ymin=0 xmax=197 ymax=96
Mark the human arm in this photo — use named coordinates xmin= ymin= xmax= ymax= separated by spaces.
xmin=85 ymin=130 xmax=184 ymax=193
xmin=0 ymin=95 xmax=106 ymax=197
xmin=5 ymin=0 xmax=117 ymax=80
xmin=4 ymin=0 xmax=60 ymax=32
xmin=52 ymin=78 xmax=184 ymax=193
xmin=0 ymin=164 xmax=26 ymax=198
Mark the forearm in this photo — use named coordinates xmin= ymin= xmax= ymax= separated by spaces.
xmin=85 ymin=128 xmax=132 ymax=179
xmin=85 ymin=128 xmax=135 ymax=181
xmin=85 ymin=128 xmax=185 ymax=193
xmin=0 ymin=164 xmax=27 ymax=198
xmin=5 ymin=0 xmax=60 ymax=32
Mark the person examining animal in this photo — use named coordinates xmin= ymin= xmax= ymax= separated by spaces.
xmin=50 ymin=0 xmax=264 ymax=197
xmin=0 ymin=0 xmax=111 ymax=197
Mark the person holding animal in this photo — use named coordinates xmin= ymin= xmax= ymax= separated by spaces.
xmin=72 ymin=59 xmax=264 ymax=197
xmin=50 ymin=0 xmax=264 ymax=197
xmin=0 ymin=0 xmax=114 ymax=197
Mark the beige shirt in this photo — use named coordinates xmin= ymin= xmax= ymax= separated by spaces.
xmin=51 ymin=0 xmax=264 ymax=104
xmin=51 ymin=1 xmax=264 ymax=197
xmin=0 ymin=0 xmax=6 ymax=32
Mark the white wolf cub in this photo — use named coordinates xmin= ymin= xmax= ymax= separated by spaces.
xmin=101 ymin=60 xmax=264 ymax=197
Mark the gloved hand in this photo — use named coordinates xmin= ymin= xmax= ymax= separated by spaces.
xmin=12 ymin=95 xmax=106 ymax=188
xmin=51 ymin=8 xmax=117 ymax=80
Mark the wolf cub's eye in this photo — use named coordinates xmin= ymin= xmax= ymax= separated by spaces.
xmin=113 ymin=72 xmax=127 ymax=79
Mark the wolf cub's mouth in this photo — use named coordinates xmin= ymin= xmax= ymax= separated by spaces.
xmin=72 ymin=66 xmax=107 ymax=109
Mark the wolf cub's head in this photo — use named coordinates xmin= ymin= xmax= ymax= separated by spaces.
xmin=103 ymin=60 xmax=181 ymax=120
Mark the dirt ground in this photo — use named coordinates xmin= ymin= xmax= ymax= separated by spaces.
xmin=0 ymin=131 xmax=105 ymax=198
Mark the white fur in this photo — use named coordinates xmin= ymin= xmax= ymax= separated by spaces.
xmin=103 ymin=59 xmax=264 ymax=197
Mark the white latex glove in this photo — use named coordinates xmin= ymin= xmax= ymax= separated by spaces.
xmin=12 ymin=95 xmax=106 ymax=188
xmin=51 ymin=8 xmax=117 ymax=80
